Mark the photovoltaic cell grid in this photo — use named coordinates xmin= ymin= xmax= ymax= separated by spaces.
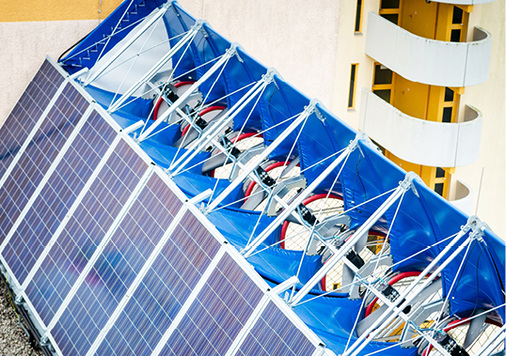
xmin=160 ymin=253 xmax=264 ymax=356
xmin=0 ymin=83 xmax=88 ymax=245
xmin=0 ymin=60 xmax=64 ymax=178
xmin=51 ymin=173 xmax=182 ymax=355
xmin=0 ymin=61 xmax=322 ymax=356
xmin=2 ymin=111 xmax=117 ymax=285
xmin=236 ymin=301 xmax=316 ymax=356
xmin=25 ymin=139 xmax=148 ymax=326
xmin=96 ymin=210 xmax=222 ymax=355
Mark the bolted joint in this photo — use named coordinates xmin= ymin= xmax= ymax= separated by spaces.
xmin=261 ymin=68 xmax=279 ymax=85
xmin=399 ymin=171 xmax=419 ymax=196
xmin=191 ymin=19 xmax=205 ymax=32
xmin=467 ymin=216 xmax=489 ymax=242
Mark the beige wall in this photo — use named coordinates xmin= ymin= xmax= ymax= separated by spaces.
xmin=178 ymin=0 xmax=341 ymax=110
xmin=455 ymin=0 xmax=505 ymax=236
xmin=0 ymin=1 xmax=503 ymax=237
xmin=0 ymin=20 xmax=99 ymax=123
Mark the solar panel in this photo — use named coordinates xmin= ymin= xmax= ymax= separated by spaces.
xmin=50 ymin=173 xmax=182 ymax=355
xmin=0 ymin=83 xmax=89 ymax=244
xmin=0 ymin=60 xmax=64 ymax=179
xmin=158 ymin=252 xmax=265 ymax=356
xmin=1 ymin=111 xmax=116 ymax=285
xmin=236 ymin=301 xmax=316 ymax=356
xmin=25 ymin=139 xmax=148 ymax=325
xmin=0 ymin=60 xmax=327 ymax=356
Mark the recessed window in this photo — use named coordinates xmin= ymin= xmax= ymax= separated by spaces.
xmin=381 ymin=0 xmax=400 ymax=9
xmin=444 ymin=87 xmax=454 ymax=102
xmin=381 ymin=13 xmax=399 ymax=24
xmin=374 ymin=65 xmax=393 ymax=85
xmin=442 ymin=107 xmax=453 ymax=123
xmin=348 ymin=64 xmax=358 ymax=109
xmin=435 ymin=183 xmax=444 ymax=196
xmin=373 ymin=89 xmax=391 ymax=103
xmin=451 ymin=29 xmax=461 ymax=42
xmin=452 ymin=6 xmax=463 ymax=24
xmin=355 ymin=0 xmax=363 ymax=32
xmin=372 ymin=63 xmax=393 ymax=104
xmin=436 ymin=167 xmax=446 ymax=178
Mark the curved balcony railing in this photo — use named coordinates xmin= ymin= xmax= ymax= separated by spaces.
xmin=449 ymin=179 xmax=474 ymax=215
xmin=365 ymin=12 xmax=492 ymax=87
xmin=359 ymin=89 xmax=483 ymax=167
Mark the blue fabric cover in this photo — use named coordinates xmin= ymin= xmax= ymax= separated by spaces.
xmin=69 ymin=1 xmax=506 ymax=352
xmin=60 ymin=0 xmax=166 ymax=73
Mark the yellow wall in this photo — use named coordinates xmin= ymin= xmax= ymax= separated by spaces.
xmin=0 ymin=0 xmax=123 ymax=22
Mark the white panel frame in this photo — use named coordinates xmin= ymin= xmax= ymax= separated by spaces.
xmin=0 ymin=104 xmax=94 ymax=289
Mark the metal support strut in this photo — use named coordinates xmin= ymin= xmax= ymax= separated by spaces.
xmin=342 ymin=216 xmax=487 ymax=356
xmin=241 ymin=132 xmax=365 ymax=258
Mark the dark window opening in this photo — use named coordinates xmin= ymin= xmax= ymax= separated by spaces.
xmin=348 ymin=64 xmax=358 ymax=108
xmin=452 ymin=6 xmax=464 ymax=24
xmin=442 ymin=107 xmax=453 ymax=123
xmin=451 ymin=29 xmax=461 ymax=42
xmin=381 ymin=13 xmax=399 ymax=25
xmin=435 ymin=183 xmax=444 ymax=196
xmin=374 ymin=65 xmax=393 ymax=85
xmin=355 ymin=0 xmax=363 ymax=32
xmin=381 ymin=0 xmax=400 ymax=9
xmin=436 ymin=167 xmax=446 ymax=178
xmin=444 ymin=87 xmax=454 ymax=102
xmin=373 ymin=89 xmax=391 ymax=103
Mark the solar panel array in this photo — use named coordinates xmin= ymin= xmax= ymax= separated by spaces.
xmin=0 ymin=59 xmax=324 ymax=355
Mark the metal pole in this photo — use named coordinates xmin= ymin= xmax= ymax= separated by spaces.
xmin=168 ymin=73 xmax=273 ymax=174
xmin=205 ymin=100 xmax=317 ymax=213
xmin=137 ymin=43 xmax=237 ymax=141
xmin=289 ymin=172 xmax=417 ymax=307
xmin=241 ymin=133 xmax=364 ymax=258
xmin=344 ymin=216 xmax=483 ymax=356
xmin=84 ymin=3 xmax=172 ymax=86
xmin=108 ymin=21 xmax=205 ymax=114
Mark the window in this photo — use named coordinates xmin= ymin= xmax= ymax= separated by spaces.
xmin=372 ymin=63 xmax=394 ymax=104
xmin=441 ymin=87 xmax=459 ymax=123
xmin=355 ymin=0 xmax=363 ymax=32
xmin=348 ymin=64 xmax=358 ymax=108
xmin=434 ymin=167 xmax=449 ymax=197
xmin=379 ymin=0 xmax=401 ymax=25
xmin=448 ymin=5 xmax=468 ymax=42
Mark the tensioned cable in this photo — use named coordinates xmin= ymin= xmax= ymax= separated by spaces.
xmin=173 ymin=110 xmax=300 ymax=177
xmin=368 ymin=189 xmax=406 ymax=278
xmin=288 ymin=148 xmax=352 ymax=301
xmin=362 ymin=335 xmax=424 ymax=356
xmin=83 ymin=0 xmax=135 ymax=84
xmin=205 ymin=84 xmax=268 ymax=208
xmin=344 ymin=294 xmax=370 ymax=353
xmin=434 ymin=239 xmax=474 ymax=326
xmin=108 ymin=13 xmax=162 ymax=108
xmin=61 ymin=15 xmax=146 ymax=63
xmin=199 ymin=81 xmax=256 ymax=109
xmin=139 ymin=54 xmax=226 ymax=141
xmin=89 ymin=32 xmax=187 ymax=84
xmin=167 ymin=53 xmax=232 ymax=170
xmin=386 ymin=231 xmax=459 ymax=274
xmin=150 ymin=80 xmax=256 ymax=146
xmin=114 ymin=29 xmax=199 ymax=120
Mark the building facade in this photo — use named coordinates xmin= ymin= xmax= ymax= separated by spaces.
xmin=1 ymin=0 xmax=504 ymax=236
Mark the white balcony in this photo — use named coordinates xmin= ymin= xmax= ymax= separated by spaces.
xmin=365 ymin=12 xmax=492 ymax=87
xmin=359 ymin=89 xmax=483 ymax=167
xmin=449 ymin=179 xmax=474 ymax=215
